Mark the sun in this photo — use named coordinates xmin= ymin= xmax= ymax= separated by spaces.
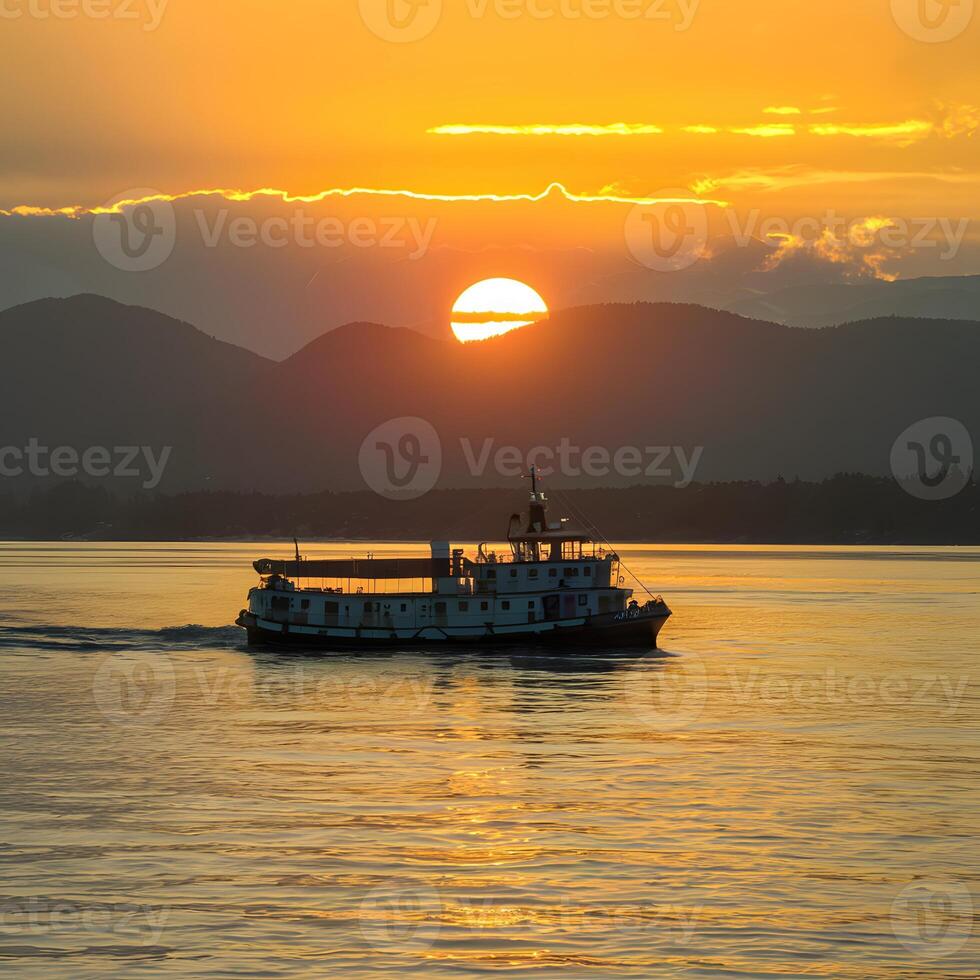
xmin=451 ymin=278 xmax=548 ymax=343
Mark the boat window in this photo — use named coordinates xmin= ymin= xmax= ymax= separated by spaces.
xmin=301 ymin=599 xmax=310 ymax=609
xmin=584 ymin=566 xmax=592 ymax=576
xmin=509 ymin=568 xmax=518 ymax=578
xmin=501 ymin=601 xmax=510 ymax=610
xmin=400 ymin=603 xmax=407 ymax=612
xmin=480 ymin=601 xmax=489 ymax=611
xmin=548 ymin=568 xmax=557 ymax=577
xmin=564 ymin=567 xmax=579 ymax=577
xmin=529 ymin=568 xmax=538 ymax=578
xmin=459 ymin=601 xmax=469 ymax=611
xmin=488 ymin=569 xmax=496 ymax=580
xmin=578 ymin=595 xmax=588 ymax=606
xmin=527 ymin=600 xmax=535 ymax=609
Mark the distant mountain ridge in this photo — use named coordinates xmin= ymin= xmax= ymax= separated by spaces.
xmin=3 ymin=197 xmax=978 ymax=356
xmin=725 ymin=274 xmax=980 ymax=328
xmin=0 ymin=294 xmax=977 ymax=494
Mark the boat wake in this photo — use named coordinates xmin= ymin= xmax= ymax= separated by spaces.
xmin=0 ymin=624 xmax=244 ymax=653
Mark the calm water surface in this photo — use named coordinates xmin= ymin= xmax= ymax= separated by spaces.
xmin=0 ymin=542 xmax=977 ymax=978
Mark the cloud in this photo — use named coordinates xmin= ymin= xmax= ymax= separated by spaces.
xmin=691 ymin=166 xmax=980 ymax=196
xmin=808 ymin=119 xmax=933 ymax=142
xmin=727 ymin=124 xmax=797 ymax=138
xmin=762 ymin=216 xmax=906 ymax=281
xmin=936 ymin=103 xmax=980 ymax=138
xmin=426 ymin=107 xmax=979 ymax=143
xmin=0 ymin=181 xmax=728 ymax=219
xmin=427 ymin=123 xmax=664 ymax=136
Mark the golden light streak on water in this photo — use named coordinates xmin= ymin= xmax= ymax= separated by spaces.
xmin=0 ymin=541 xmax=977 ymax=976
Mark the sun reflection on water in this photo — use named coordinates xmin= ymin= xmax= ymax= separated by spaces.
xmin=0 ymin=542 xmax=977 ymax=975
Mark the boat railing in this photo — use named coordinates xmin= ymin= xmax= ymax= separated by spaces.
xmin=474 ymin=545 xmax=607 ymax=565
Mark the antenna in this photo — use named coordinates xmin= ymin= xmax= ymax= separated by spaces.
xmin=293 ymin=537 xmax=301 ymax=564
xmin=529 ymin=464 xmax=538 ymax=496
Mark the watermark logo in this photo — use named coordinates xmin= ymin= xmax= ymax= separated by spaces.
xmin=891 ymin=0 xmax=974 ymax=42
xmin=359 ymin=0 xmax=443 ymax=41
xmin=359 ymin=417 xmax=443 ymax=500
xmin=622 ymin=653 xmax=708 ymax=731
xmin=890 ymin=417 xmax=973 ymax=501
xmin=92 ymin=652 xmax=176 ymax=727
xmin=625 ymin=190 xmax=709 ymax=271
xmin=93 ymin=188 xmax=176 ymax=272
xmin=359 ymin=883 xmax=442 ymax=950
xmin=891 ymin=880 xmax=973 ymax=957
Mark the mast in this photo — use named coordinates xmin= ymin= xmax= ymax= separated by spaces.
xmin=527 ymin=466 xmax=548 ymax=534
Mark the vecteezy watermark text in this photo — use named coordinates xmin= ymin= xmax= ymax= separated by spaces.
xmin=358 ymin=0 xmax=699 ymax=42
xmin=624 ymin=657 xmax=971 ymax=732
xmin=92 ymin=652 xmax=436 ymax=727
xmin=0 ymin=440 xmax=172 ymax=490
xmin=625 ymin=199 xmax=973 ymax=273
xmin=358 ymin=881 xmax=700 ymax=952
xmin=463 ymin=0 xmax=699 ymax=27
xmin=0 ymin=0 xmax=168 ymax=30
xmin=358 ymin=419 xmax=705 ymax=500
xmin=194 ymin=209 xmax=437 ymax=259
xmin=727 ymin=210 xmax=971 ymax=262
xmin=0 ymin=898 xmax=169 ymax=945
xmin=461 ymin=438 xmax=703 ymax=486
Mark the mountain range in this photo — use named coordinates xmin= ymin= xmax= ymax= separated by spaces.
xmin=1 ymin=294 xmax=977 ymax=494
xmin=726 ymin=274 xmax=980 ymax=328
xmin=2 ymin=195 xmax=977 ymax=358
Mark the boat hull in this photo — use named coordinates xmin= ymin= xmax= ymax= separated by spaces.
xmin=235 ymin=608 xmax=670 ymax=650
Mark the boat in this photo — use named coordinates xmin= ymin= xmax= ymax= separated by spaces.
xmin=235 ymin=471 xmax=671 ymax=649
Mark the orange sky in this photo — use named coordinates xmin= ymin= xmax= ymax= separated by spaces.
xmin=1 ymin=0 xmax=976 ymax=207
xmin=1 ymin=0 xmax=978 ymax=310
